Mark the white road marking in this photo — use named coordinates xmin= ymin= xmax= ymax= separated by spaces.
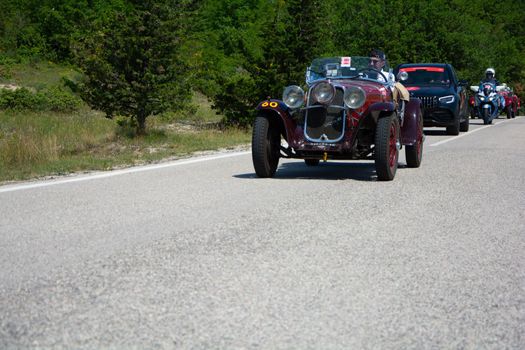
xmin=0 ymin=151 xmax=251 ymax=193
xmin=429 ymin=118 xmax=515 ymax=147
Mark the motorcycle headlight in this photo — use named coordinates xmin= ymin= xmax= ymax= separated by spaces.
xmin=343 ymin=86 xmax=366 ymax=109
xmin=488 ymin=96 xmax=494 ymax=101
xmin=479 ymin=96 xmax=485 ymax=101
xmin=439 ymin=95 xmax=455 ymax=104
xmin=282 ymin=85 xmax=305 ymax=109
xmin=312 ymin=82 xmax=335 ymax=104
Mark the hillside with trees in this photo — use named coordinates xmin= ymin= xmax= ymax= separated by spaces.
xmin=1 ymin=0 xmax=524 ymax=127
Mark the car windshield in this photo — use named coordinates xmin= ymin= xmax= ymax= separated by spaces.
xmin=399 ymin=66 xmax=450 ymax=86
xmin=306 ymin=56 xmax=391 ymax=84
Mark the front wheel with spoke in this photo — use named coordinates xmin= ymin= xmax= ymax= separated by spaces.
xmin=375 ymin=115 xmax=399 ymax=181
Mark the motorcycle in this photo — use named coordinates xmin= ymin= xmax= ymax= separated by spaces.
xmin=470 ymin=82 xmax=505 ymax=125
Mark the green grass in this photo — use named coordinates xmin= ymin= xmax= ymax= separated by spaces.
xmin=0 ymin=61 xmax=251 ymax=183
xmin=0 ymin=61 xmax=80 ymax=90
xmin=0 ymin=109 xmax=251 ymax=183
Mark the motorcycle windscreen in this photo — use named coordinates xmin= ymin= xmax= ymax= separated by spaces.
xmin=304 ymin=88 xmax=345 ymax=142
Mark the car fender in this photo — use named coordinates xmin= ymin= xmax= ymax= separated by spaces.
xmin=366 ymin=102 xmax=396 ymax=114
xmin=401 ymin=98 xmax=422 ymax=146
xmin=255 ymin=99 xmax=294 ymax=142
xmin=364 ymin=102 xmax=396 ymax=124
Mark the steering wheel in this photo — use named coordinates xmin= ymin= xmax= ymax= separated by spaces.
xmin=357 ymin=67 xmax=388 ymax=82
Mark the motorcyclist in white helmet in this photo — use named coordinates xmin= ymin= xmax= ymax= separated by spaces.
xmin=480 ymin=67 xmax=504 ymax=110
xmin=481 ymin=68 xmax=500 ymax=85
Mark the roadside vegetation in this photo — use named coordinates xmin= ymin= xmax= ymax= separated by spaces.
xmin=0 ymin=108 xmax=250 ymax=182
xmin=1 ymin=0 xmax=524 ymax=182
xmin=0 ymin=62 xmax=250 ymax=183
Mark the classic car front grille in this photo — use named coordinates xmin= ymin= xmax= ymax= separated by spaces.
xmin=413 ymin=95 xmax=438 ymax=109
xmin=305 ymin=87 xmax=345 ymax=142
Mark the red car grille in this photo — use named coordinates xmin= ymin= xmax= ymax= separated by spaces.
xmin=305 ymin=88 xmax=345 ymax=142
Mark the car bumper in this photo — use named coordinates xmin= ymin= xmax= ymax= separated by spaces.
xmin=423 ymin=108 xmax=457 ymax=126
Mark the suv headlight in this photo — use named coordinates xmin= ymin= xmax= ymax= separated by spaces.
xmin=312 ymin=82 xmax=335 ymax=104
xmin=439 ymin=95 xmax=455 ymax=104
xmin=344 ymin=86 xmax=366 ymax=109
xmin=282 ymin=85 xmax=305 ymax=109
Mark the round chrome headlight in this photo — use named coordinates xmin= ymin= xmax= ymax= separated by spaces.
xmin=282 ymin=85 xmax=305 ymax=109
xmin=344 ymin=86 xmax=366 ymax=109
xmin=312 ymin=82 xmax=335 ymax=104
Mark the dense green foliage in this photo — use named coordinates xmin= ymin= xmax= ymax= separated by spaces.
xmin=75 ymin=0 xmax=192 ymax=133
xmin=0 ymin=86 xmax=82 ymax=111
xmin=1 ymin=0 xmax=524 ymax=126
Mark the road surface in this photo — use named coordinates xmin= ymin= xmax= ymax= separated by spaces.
xmin=1 ymin=117 xmax=524 ymax=349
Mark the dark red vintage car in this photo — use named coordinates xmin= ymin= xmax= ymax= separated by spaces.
xmin=251 ymin=56 xmax=424 ymax=181
xmin=498 ymin=85 xmax=520 ymax=119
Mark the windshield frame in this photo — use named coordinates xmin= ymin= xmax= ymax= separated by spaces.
xmin=306 ymin=56 xmax=392 ymax=85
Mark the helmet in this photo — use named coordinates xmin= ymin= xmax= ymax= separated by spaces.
xmin=485 ymin=67 xmax=495 ymax=78
xmin=369 ymin=49 xmax=386 ymax=69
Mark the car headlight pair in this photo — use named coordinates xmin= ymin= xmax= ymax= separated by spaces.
xmin=282 ymin=83 xmax=366 ymax=109
xmin=439 ymin=95 xmax=455 ymax=104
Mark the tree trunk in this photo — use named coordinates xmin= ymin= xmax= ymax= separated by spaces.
xmin=136 ymin=113 xmax=147 ymax=135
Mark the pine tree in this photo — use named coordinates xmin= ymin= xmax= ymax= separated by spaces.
xmin=76 ymin=1 xmax=191 ymax=134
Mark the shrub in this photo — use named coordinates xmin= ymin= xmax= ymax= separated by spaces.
xmin=0 ymin=88 xmax=39 ymax=109
xmin=0 ymin=86 xmax=82 ymax=112
xmin=39 ymin=86 xmax=82 ymax=111
xmin=0 ymin=58 xmax=14 ymax=79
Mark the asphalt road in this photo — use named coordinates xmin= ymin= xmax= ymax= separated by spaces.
xmin=1 ymin=117 xmax=524 ymax=349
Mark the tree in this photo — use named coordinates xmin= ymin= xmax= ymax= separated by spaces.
xmin=75 ymin=1 xmax=190 ymax=134
xmin=196 ymin=0 xmax=337 ymax=126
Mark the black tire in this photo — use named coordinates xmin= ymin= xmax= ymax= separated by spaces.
xmin=375 ymin=115 xmax=399 ymax=181
xmin=511 ymin=106 xmax=516 ymax=118
xmin=470 ymin=107 xmax=476 ymax=119
xmin=304 ymin=159 xmax=320 ymax=166
xmin=446 ymin=116 xmax=460 ymax=135
xmin=483 ymin=108 xmax=490 ymax=125
xmin=506 ymin=106 xmax=512 ymax=119
xmin=405 ymin=113 xmax=423 ymax=168
xmin=252 ymin=115 xmax=280 ymax=178
xmin=460 ymin=116 xmax=469 ymax=132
